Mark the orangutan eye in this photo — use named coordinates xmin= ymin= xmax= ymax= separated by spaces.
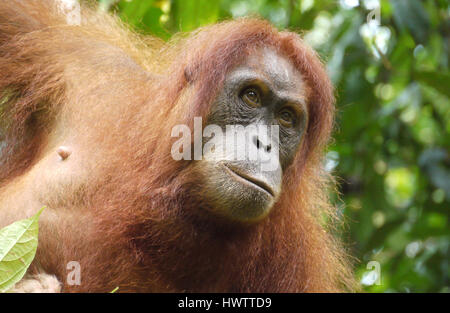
xmin=278 ymin=108 xmax=296 ymax=128
xmin=241 ymin=88 xmax=261 ymax=107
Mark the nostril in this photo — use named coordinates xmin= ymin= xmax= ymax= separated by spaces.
xmin=253 ymin=136 xmax=261 ymax=149
xmin=253 ymin=136 xmax=271 ymax=152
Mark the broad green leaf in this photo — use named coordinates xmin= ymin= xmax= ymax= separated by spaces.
xmin=118 ymin=0 xmax=155 ymax=27
xmin=0 ymin=207 xmax=44 ymax=293
xmin=414 ymin=70 xmax=450 ymax=98
xmin=171 ymin=0 xmax=220 ymax=32
xmin=391 ymin=0 xmax=430 ymax=43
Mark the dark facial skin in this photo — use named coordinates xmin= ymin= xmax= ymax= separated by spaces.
xmin=194 ymin=47 xmax=308 ymax=223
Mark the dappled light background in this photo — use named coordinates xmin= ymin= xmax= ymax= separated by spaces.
xmin=96 ymin=0 xmax=449 ymax=292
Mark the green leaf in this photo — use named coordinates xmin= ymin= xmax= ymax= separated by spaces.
xmin=0 ymin=207 xmax=44 ymax=293
xmin=391 ymin=0 xmax=430 ymax=43
xmin=118 ymin=0 xmax=155 ymax=27
xmin=414 ymin=70 xmax=450 ymax=98
xmin=171 ymin=0 xmax=220 ymax=32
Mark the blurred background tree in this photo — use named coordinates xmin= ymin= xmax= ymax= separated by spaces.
xmin=97 ymin=0 xmax=449 ymax=292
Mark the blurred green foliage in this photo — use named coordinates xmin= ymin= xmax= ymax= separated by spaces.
xmin=98 ymin=0 xmax=449 ymax=292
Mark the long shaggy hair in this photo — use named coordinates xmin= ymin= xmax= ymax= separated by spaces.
xmin=0 ymin=0 xmax=356 ymax=292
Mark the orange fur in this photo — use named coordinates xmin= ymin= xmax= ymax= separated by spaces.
xmin=0 ymin=1 xmax=356 ymax=292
